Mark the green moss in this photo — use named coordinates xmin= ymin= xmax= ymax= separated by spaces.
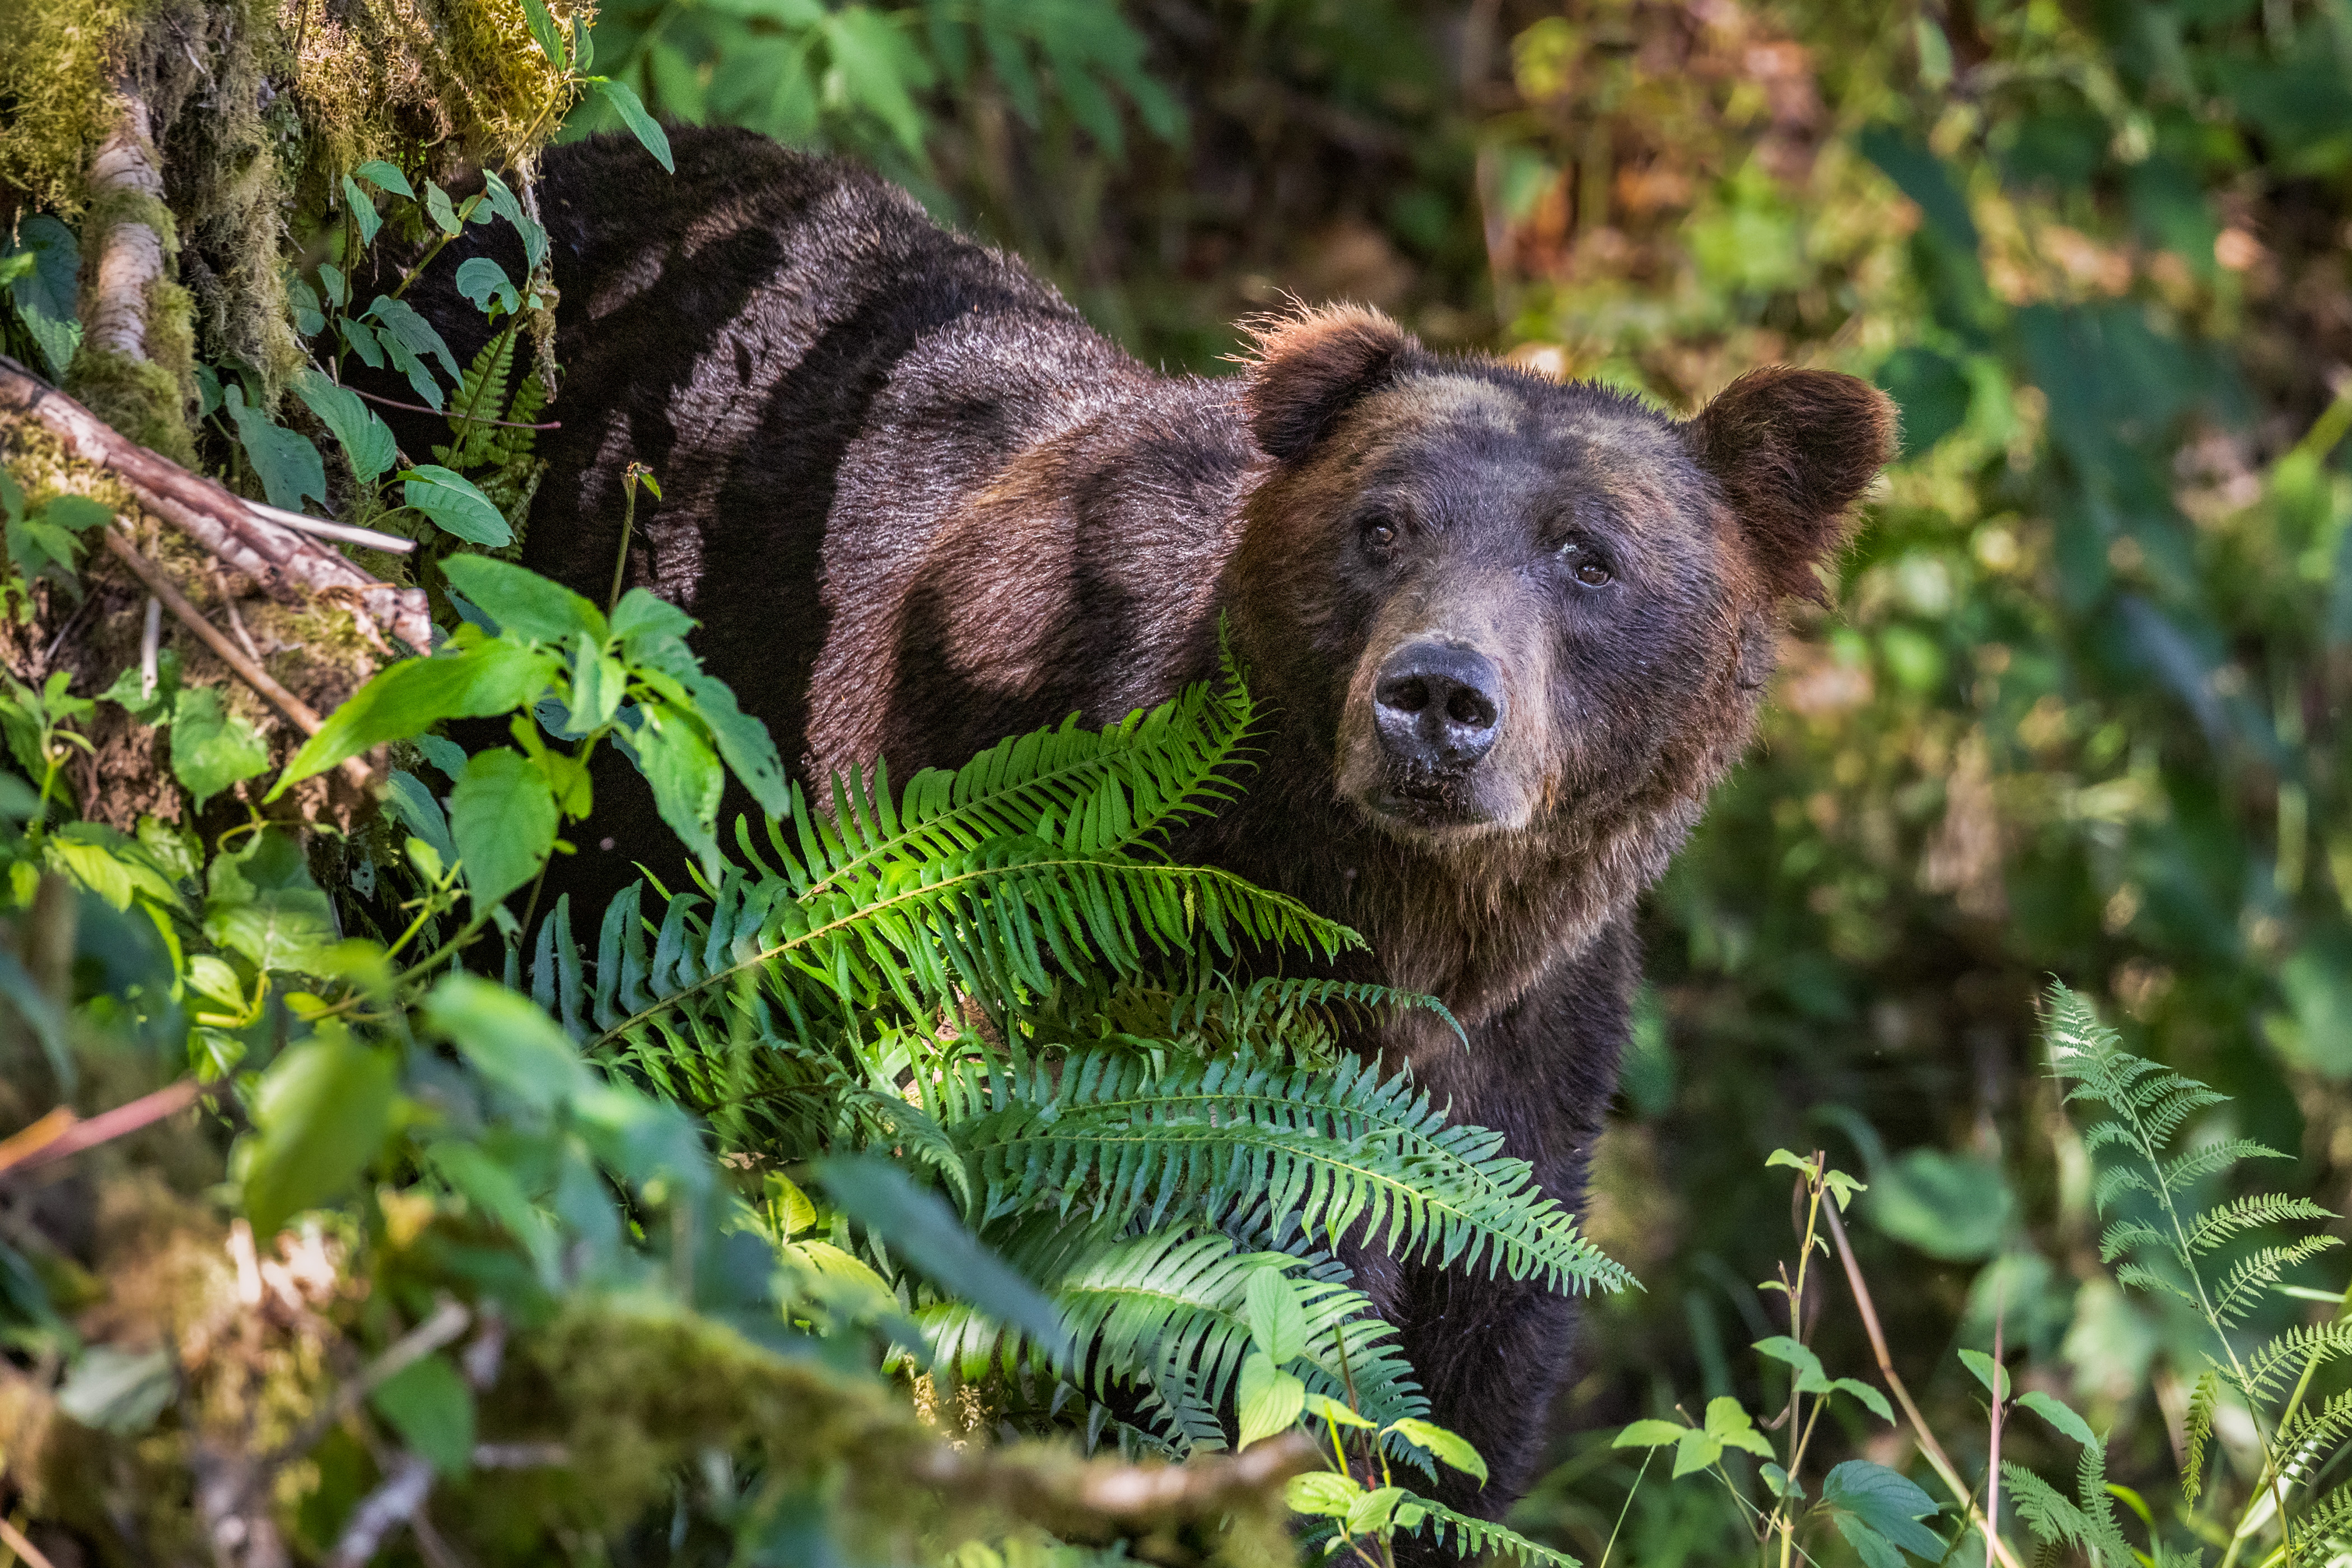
xmin=65 ymin=346 xmax=196 ymax=465
xmin=0 ymin=0 xmax=146 ymax=220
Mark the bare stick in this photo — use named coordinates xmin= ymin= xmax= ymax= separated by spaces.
xmin=0 ymin=357 xmax=431 ymax=651
xmin=346 ymin=385 xmax=559 ymax=430
xmin=326 ymin=1454 xmax=433 ymax=1568
xmin=104 ymin=525 xmax=377 ymax=793
xmin=244 ymin=501 xmax=416 ymax=556
xmin=212 ymin=566 xmax=264 ymax=663
xmin=1987 ymin=1283 xmax=2005 ymax=1568
xmin=265 ymin=1299 xmax=472 ymax=1478
xmin=0 ymin=1077 xmax=209 ymax=1178
xmin=1823 ymin=1202 xmax=2027 ymax=1568
xmin=0 ymin=1510 xmax=62 ymax=1568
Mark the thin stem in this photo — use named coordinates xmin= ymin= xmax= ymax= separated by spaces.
xmin=389 ymin=194 xmax=486 ymax=300
xmin=1823 ymin=1201 xmax=2028 ymax=1568
xmin=1987 ymin=1280 xmax=2005 ymax=1568
xmin=609 ymin=464 xmax=653 ymax=613
xmin=348 ymin=385 xmax=558 ymax=430
xmin=1596 ymin=1450 xmax=1653 ymax=1568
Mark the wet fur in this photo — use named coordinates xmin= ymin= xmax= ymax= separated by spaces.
xmin=380 ymin=127 xmax=1894 ymax=1549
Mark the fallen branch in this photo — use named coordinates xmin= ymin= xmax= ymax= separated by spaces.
xmin=326 ymin=1453 xmax=432 ymax=1568
xmin=0 ymin=1077 xmax=211 ymax=1178
xmin=83 ymin=99 xmax=167 ymax=364
xmin=0 ymin=356 xmax=431 ymax=651
xmin=1823 ymin=1202 xmax=2025 ymax=1568
xmin=0 ymin=1508 xmax=62 ymax=1568
xmin=913 ymin=1431 xmax=1318 ymax=1552
xmin=103 ymin=524 xmax=377 ymax=794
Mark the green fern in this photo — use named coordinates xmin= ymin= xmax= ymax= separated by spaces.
xmin=1397 ymin=1499 xmax=1583 ymax=1568
xmin=934 ymin=1049 xmax=1628 ymax=1293
xmin=431 ymin=330 xmax=515 ymax=470
xmin=928 ymin=1221 xmax=1426 ymax=1455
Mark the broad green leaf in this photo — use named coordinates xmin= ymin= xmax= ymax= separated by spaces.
xmin=1762 ymin=1463 xmax=1804 ymax=1499
xmin=1244 ymin=1264 xmax=1307 ymax=1364
xmin=454 ymin=255 xmax=519 ymax=315
xmin=1821 ymin=1460 xmax=1946 ymax=1561
xmin=448 ymin=748 xmax=557 ymax=907
xmin=590 ymin=76 xmax=675 ymax=171
xmin=353 ymin=159 xmax=415 ymax=199
xmin=1303 ymin=1392 xmax=1374 ymax=1429
xmin=1832 ymin=1516 xmax=1908 ymax=1568
xmin=366 ymin=295 xmax=463 ymax=381
xmin=679 ymin=666 xmax=788 ymax=816
xmin=1388 ymin=1417 xmax=1488 ymax=1483
xmin=442 ymin=555 xmax=606 ymax=645
xmin=518 ymin=0 xmax=564 ymax=66
xmin=271 ymin=640 xmax=561 ymax=795
xmin=6 ymin=215 xmax=81 ymax=380
xmin=429 ymin=1139 xmax=557 ymax=1281
xmin=1345 ymin=1486 xmax=1406 ymax=1536
xmin=293 ymin=370 xmax=398 ymax=486
xmin=424 ymin=182 xmax=461 ymax=236
xmin=203 ymin=830 xmax=337 ymax=973
xmin=1753 ymin=1335 xmax=1831 ymax=1393
xmin=1284 ymin=1471 xmax=1361 ymax=1518
xmin=400 ymin=464 xmax=511 ymax=545
xmin=370 ymin=1351 xmax=474 ymax=1476
xmin=169 ymin=687 xmax=269 ymax=809
xmin=815 ymin=1154 xmax=1067 ymax=1356
xmin=241 ymin=1032 xmax=397 ymax=1236
xmin=1704 ymin=1396 xmax=1776 ymax=1458
xmin=1957 ymin=1348 xmax=2010 ymax=1403
xmin=1671 ymin=1427 xmax=1723 ymax=1477
xmin=339 ymin=174 xmax=382 ymax=245
xmin=2018 ymin=1390 xmax=2099 ymax=1449
xmin=222 ymin=385 xmax=328 ymax=515
xmin=55 ymin=1347 xmax=175 ymax=1435
xmin=571 ymin=634 xmax=626 ymax=730
xmin=385 ymin=768 xmax=458 ymax=872
xmin=1235 ymin=1349 xmax=1306 ymax=1450
xmin=422 ymin=973 xmax=596 ymax=1112
xmin=611 ymin=589 xmax=694 ymax=651
xmin=1832 ymin=1377 xmax=1896 ymax=1422
xmin=631 ymin=701 xmax=722 ymax=869
xmin=1614 ymin=1418 xmax=1691 ymax=1449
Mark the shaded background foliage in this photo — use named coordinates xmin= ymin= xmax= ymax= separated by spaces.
xmin=580 ymin=0 xmax=2352 ymax=1557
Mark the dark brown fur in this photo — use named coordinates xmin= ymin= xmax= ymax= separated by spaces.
xmin=381 ymin=128 xmax=1894 ymax=1552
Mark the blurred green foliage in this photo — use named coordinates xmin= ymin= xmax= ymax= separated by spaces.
xmin=561 ymin=0 xmax=2352 ymax=1559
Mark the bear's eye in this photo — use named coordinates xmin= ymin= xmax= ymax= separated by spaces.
xmin=1359 ymin=517 xmax=1398 ymax=557
xmin=1557 ymin=536 xmax=1613 ymax=587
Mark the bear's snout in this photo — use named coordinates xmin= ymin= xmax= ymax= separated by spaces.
xmin=1373 ymin=642 xmax=1506 ymax=776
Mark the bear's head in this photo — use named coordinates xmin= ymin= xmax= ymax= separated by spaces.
xmin=1229 ymin=304 xmax=1894 ymax=892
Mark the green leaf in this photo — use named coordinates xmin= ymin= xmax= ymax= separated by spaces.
xmin=424 ymin=182 xmax=461 ymax=236
xmin=1762 ymin=1463 xmax=1804 ymax=1499
xmin=676 ymin=668 xmax=788 ymax=817
xmin=39 ymin=495 xmax=109 ymax=533
xmin=271 ymin=640 xmax=561 ymax=795
xmin=222 ymin=385 xmax=328 ymax=515
xmin=241 ymin=1032 xmax=398 ymax=1237
xmin=369 ymin=1351 xmax=475 ymax=1476
xmin=442 ymin=555 xmax=606 ymax=645
xmin=2018 ymin=1390 xmax=2099 ymax=1449
xmin=1672 ymin=1427 xmax=1723 ymax=1477
xmin=1753 ymin=1335 xmax=1832 ymax=1393
xmin=589 ymin=77 xmax=674 ymax=172
xmin=1303 ymin=1392 xmax=1374 ymax=1429
xmin=1766 ymin=1148 xmax=1818 ymax=1178
xmin=454 ymin=255 xmax=519 ymax=316
xmin=168 ymin=686 xmax=270 ymax=809
xmin=1285 ymin=1471 xmax=1361 ymax=1518
xmin=366 ymin=296 xmax=463 ymax=382
xmin=1614 ymin=1418 xmax=1692 ymax=1449
xmin=1388 ymin=1417 xmax=1488 ymax=1484
xmin=1867 ymin=1149 xmax=2013 ymax=1261
xmin=1821 ymin=1460 xmax=1947 ymax=1561
xmin=611 ymin=589 xmax=694 ymax=651
xmin=400 ymin=465 xmax=511 ymax=545
xmin=1832 ymin=1516 xmax=1908 ymax=1568
xmin=571 ymin=634 xmax=626 ymax=730
xmin=293 ymin=370 xmax=398 ymax=486
xmin=1832 ymin=1377 xmax=1896 ymax=1422
xmin=1345 ymin=1485 xmax=1406 ymax=1536
xmin=55 ymin=1347 xmax=175 ymax=1435
xmin=1704 ymin=1396 xmax=1776 ymax=1457
xmin=814 ymin=1153 xmax=1067 ymax=1355
xmin=339 ymin=174 xmax=382 ymax=245
xmin=1958 ymin=1348 xmax=2010 ymax=1402
xmin=6 ymin=215 xmax=82 ymax=380
xmin=449 ymin=748 xmax=557 ymax=908
xmin=354 ymin=160 xmax=415 ymax=199
xmin=1244 ymin=1264 xmax=1307 ymax=1364
xmin=1235 ymin=1349 xmax=1306 ymax=1449
xmin=203 ymin=830 xmax=337 ymax=974
xmin=422 ymin=973 xmax=596 ymax=1112
xmin=630 ymin=702 xmax=722 ymax=869
xmin=517 ymin=0 xmax=564 ymax=66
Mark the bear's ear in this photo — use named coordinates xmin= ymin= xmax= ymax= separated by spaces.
xmin=1686 ymin=366 xmax=1897 ymax=604
xmin=1241 ymin=304 xmax=1418 ymax=462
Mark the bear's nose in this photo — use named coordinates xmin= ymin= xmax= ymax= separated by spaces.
xmin=1373 ymin=642 xmax=1505 ymax=774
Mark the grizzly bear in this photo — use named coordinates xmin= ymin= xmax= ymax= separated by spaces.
xmin=388 ymin=127 xmax=1894 ymax=1540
